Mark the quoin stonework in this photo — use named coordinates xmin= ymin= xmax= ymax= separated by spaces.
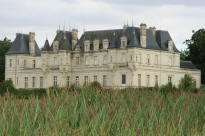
xmin=5 ymin=24 xmax=201 ymax=89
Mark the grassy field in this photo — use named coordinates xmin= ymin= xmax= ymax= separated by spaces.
xmin=0 ymin=87 xmax=205 ymax=136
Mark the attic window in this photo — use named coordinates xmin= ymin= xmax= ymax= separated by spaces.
xmin=121 ymin=36 xmax=127 ymax=48
xmin=168 ymin=40 xmax=174 ymax=52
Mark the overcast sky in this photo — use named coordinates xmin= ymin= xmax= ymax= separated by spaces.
xmin=0 ymin=0 xmax=204 ymax=50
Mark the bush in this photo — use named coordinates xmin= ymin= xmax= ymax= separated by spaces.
xmin=200 ymin=84 xmax=205 ymax=92
xmin=178 ymin=74 xmax=196 ymax=92
xmin=14 ymin=88 xmax=46 ymax=98
xmin=0 ymin=80 xmax=15 ymax=95
xmin=160 ymin=82 xmax=177 ymax=94
xmin=49 ymin=86 xmax=63 ymax=95
xmin=89 ymin=81 xmax=102 ymax=90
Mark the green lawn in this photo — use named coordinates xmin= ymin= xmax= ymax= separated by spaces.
xmin=0 ymin=87 xmax=205 ymax=135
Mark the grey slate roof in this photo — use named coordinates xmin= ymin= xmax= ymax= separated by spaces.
xmin=78 ymin=27 xmax=179 ymax=52
xmin=50 ymin=30 xmax=73 ymax=51
xmin=42 ymin=39 xmax=50 ymax=51
xmin=180 ymin=60 xmax=198 ymax=70
xmin=7 ymin=33 xmax=41 ymax=56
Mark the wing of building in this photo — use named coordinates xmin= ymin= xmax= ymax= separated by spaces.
xmin=5 ymin=24 xmax=201 ymax=89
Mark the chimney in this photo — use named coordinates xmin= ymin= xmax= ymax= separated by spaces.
xmin=140 ymin=23 xmax=147 ymax=48
xmin=29 ymin=32 xmax=35 ymax=56
xmin=150 ymin=27 xmax=156 ymax=38
xmin=72 ymin=29 xmax=78 ymax=49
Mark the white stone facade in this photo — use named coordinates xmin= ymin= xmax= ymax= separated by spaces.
xmin=5 ymin=25 xmax=201 ymax=89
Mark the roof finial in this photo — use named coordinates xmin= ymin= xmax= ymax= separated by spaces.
xmin=132 ymin=17 xmax=134 ymax=27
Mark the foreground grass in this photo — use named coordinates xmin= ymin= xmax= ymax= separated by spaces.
xmin=0 ymin=88 xmax=205 ymax=136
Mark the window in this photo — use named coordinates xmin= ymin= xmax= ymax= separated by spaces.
xmin=32 ymin=77 xmax=35 ymax=88
xmin=155 ymin=55 xmax=158 ymax=65
xmin=85 ymin=56 xmax=89 ymax=65
xmin=122 ymin=41 xmax=126 ymax=47
xmin=9 ymin=59 xmax=12 ymax=68
xmin=138 ymin=74 xmax=141 ymax=88
xmin=103 ymin=55 xmax=108 ymax=64
xmin=67 ymin=76 xmax=70 ymax=87
xmin=75 ymin=76 xmax=79 ymax=87
xmin=122 ymin=53 xmax=126 ymax=63
xmin=54 ymin=57 xmax=57 ymax=65
xmin=17 ymin=77 xmax=18 ymax=85
xmin=24 ymin=60 xmax=26 ymax=67
xmin=84 ymin=76 xmax=88 ymax=86
xmin=168 ymin=76 xmax=172 ymax=83
xmin=94 ymin=56 xmax=98 ymax=65
xmin=76 ymin=57 xmax=80 ymax=65
xmin=168 ymin=56 xmax=172 ymax=66
xmin=155 ymin=75 xmax=158 ymax=86
xmin=147 ymin=55 xmax=150 ymax=64
xmin=122 ymin=74 xmax=126 ymax=85
xmin=146 ymin=75 xmax=150 ymax=87
xmin=25 ymin=77 xmax=28 ymax=88
xmin=130 ymin=55 xmax=133 ymax=62
xmin=53 ymin=76 xmax=57 ymax=86
xmin=137 ymin=54 xmax=142 ymax=64
xmin=94 ymin=75 xmax=97 ymax=81
xmin=40 ymin=77 xmax=43 ymax=88
xmin=103 ymin=75 xmax=107 ymax=87
xmin=32 ymin=60 xmax=36 ymax=68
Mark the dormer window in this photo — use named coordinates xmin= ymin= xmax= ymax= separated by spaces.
xmin=168 ymin=40 xmax=174 ymax=52
xmin=121 ymin=36 xmax=127 ymax=48
xmin=53 ymin=41 xmax=59 ymax=52
xmin=84 ymin=40 xmax=90 ymax=51
xmin=93 ymin=40 xmax=99 ymax=51
xmin=103 ymin=39 xmax=109 ymax=49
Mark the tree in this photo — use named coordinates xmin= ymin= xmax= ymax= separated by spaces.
xmin=184 ymin=29 xmax=205 ymax=84
xmin=0 ymin=37 xmax=12 ymax=82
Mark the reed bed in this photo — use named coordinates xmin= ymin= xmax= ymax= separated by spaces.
xmin=0 ymin=87 xmax=205 ymax=136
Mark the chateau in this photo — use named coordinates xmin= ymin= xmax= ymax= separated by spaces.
xmin=5 ymin=24 xmax=201 ymax=89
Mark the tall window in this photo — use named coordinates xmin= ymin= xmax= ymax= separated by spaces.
xmin=168 ymin=56 xmax=172 ymax=66
xmin=53 ymin=76 xmax=57 ymax=86
xmin=103 ymin=75 xmax=107 ymax=87
xmin=122 ymin=53 xmax=126 ymax=63
xmin=168 ymin=76 xmax=172 ymax=83
xmin=24 ymin=60 xmax=26 ymax=67
xmin=17 ymin=77 xmax=18 ymax=85
xmin=147 ymin=55 xmax=150 ymax=64
xmin=76 ymin=76 xmax=79 ymax=87
xmin=32 ymin=60 xmax=36 ymax=68
xmin=25 ymin=77 xmax=28 ymax=88
xmin=84 ymin=76 xmax=88 ymax=86
xmin=138 ymin=74 xmax=141 ymax=88
xmin=122 ymin=74 xmax=126 ymax=85
xmin=76 ymin=57 xmax=80 ymax=65
xmin=32 ymin=77 xmax=35 ymax=88
xmin=67 ymin=76 xmax=70 ymax=87
xmin=155 ymin=55 xmax=158 ymax=65
xmin=40 ymin=77 xmax=43 ymax=88
xmin=54 ymin=57 xmax=57 ymax=65
xmin=155 ymin=75 xmax=158 ymax=86
xmin=146 ymin=75 xmax=150 ymax=87
xmin=94 ymin=56 xmax=98 ymax=65
xmin=103 ymin=55 xmax=108 ymax=64
xmin=9 ymin=59 xmax=12 ymax=68
xmin=85 ymin=56 xmax=89 ymax=65
xmin=94 ymin=75 xmax=97 ymax=82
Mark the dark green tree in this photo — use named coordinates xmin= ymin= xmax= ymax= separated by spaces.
xmin=0 ymin=37 xmax=12 ymax=82
xmin=184 ymin=29 xmax=205 ymax=84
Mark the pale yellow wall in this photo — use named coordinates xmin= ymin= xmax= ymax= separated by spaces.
xmin=5 ymin=46 xmax=201 ymax=89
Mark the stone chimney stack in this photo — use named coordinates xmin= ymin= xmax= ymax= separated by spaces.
xmin=29 ymin=32 xmax=35 ymax=56
xmin=72 ymin=29 xmax=78 ymax=49
xmin=150 ymin=27 xmax=156 ymax=38
xmin=140 ymin=23 xmax=147 ymax=48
